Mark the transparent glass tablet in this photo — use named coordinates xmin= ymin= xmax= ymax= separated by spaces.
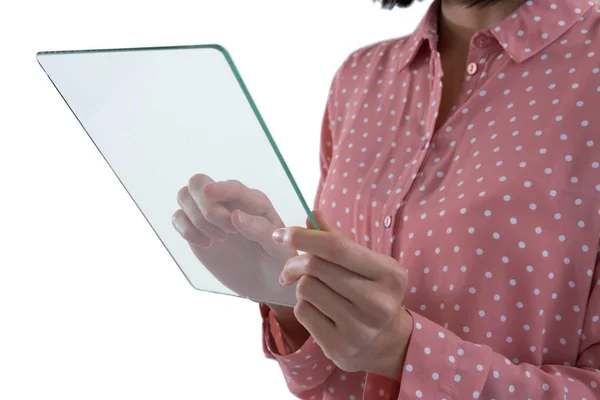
xmin=37 ymin=45 xmax=317 ymax=307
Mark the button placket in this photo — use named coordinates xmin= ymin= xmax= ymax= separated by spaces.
xmin=378 ymin=205 xmax=393 ymax=254
xmin=456 ymin=36 xmax=492 ymax=107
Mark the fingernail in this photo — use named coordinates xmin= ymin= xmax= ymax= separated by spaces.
xmin=272 ymin=228 xmax=286 ymax=244
xmin=279 ymin=273 xmax=286 ymax=285
xmin=237 ymin=210 xmax=249 ymax=225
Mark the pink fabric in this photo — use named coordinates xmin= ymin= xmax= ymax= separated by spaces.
xmin=262 ymin=0 xmax=600 ymax=398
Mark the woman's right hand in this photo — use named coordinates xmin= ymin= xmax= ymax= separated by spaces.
xmin=171 ymin=173 xmax=298 ymax=306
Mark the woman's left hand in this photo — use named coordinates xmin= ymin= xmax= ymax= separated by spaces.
xmin=273 ymin=210 xmax=413 ymax=381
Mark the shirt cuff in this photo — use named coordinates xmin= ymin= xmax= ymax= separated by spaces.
xmin=259 ymin=303 xmax=336 ymax=382
xmin=397 ymin=310 xmax=493 ymax=399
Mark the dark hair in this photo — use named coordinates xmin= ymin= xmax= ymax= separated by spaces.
xmin=377 ymin=0 xmax=503 ymax=9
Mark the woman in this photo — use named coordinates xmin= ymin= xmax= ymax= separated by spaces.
xmin=172 ymin=0 xmax=600 ymax=398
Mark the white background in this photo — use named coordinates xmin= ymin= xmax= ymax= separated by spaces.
xmin=0 ymin=1 xmax=428 ymax=398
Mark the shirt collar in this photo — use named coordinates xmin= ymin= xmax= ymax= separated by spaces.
xmin=396 ymin=1 xmax=439 ymax=72
xmin=397 ymin=0 xmax=597 ymax=71
xmin=490 ymin=0 xmax=596 ymax=63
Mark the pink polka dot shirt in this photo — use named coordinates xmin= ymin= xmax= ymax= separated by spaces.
xmin=260 ymin=0 xmax=600 ymax=398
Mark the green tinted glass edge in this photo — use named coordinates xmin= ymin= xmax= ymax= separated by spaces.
xmin=210 ymin=45 xmax=319 ymax=230
xmin=36 ymin=43 xmax=320 ymax=231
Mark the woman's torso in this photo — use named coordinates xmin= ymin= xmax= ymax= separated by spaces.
xmin=315 ymin=0 xmax=600 ymax=391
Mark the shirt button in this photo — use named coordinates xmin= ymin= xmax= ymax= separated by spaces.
xmin=384 ymin=215 xmax=393 ymax=228
xmin=475 ymin=36 xmax=489 ymax=48
xmin=467 ymin=62 xmax=478 ymax=75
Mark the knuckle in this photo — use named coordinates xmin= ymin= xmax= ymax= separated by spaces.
xmin=326 ymin=236 xmax=348 ymax=260
xmin=397 ymin=266 xmax=409 ymax=285
xmin=296 ymin=275 xmax=313 ymax=299
xmin=225 ymin=179 xmax=245 ymax=194
xmin=285 ymin=228 xmax=299 ymax=247
xmin=381 ymin=294 xmax=399 ymax=317
xmin=373 ymin=292 xmax=399 ymax=323
xmin=226 ymin=179 xmax=243 ymax=187
xmin=252 ymin=188 xmax=272 ymax=207
xmin=293 ymin=299 xmax=309 ymax=320
xmin=188 ymin=213 xmax=206 ymax=229
xmin=203 ymin=208 xmax=220 ymax=222
xmin=304 ymin=255 xmax=321 ymax=276
xmin=387 ymin=262 xmax=408 ymax=286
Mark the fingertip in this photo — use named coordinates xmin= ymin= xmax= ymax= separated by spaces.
xmin=171 ymin=209 xmax=188 ymax=232
xmin=305 ymin=216 xmax=315 ymax=230
xmin=171 ymin=213 xmax=182 ymax=231
xmin=311 ymin=210 xmax=332 ymax=232
xmin=278 ymin=272 xmax=287 ymax=286
xmin=171 ymin=209 xmax=181 ymax=222
xmin=314 ymin=209 xmax=328 ymax=222
xmin=202 ymin=182 xmax=216 ymax=196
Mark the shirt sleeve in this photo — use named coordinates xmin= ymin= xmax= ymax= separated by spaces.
xmin=258 ymin=65 xmax=344 ymax=398
xmin=370 ymin=257 xmax=600 ymax=400
xmin=259 ymin=303 xmax=338 ymax=398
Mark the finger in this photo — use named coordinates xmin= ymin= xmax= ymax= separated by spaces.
xmin=281 ymin=253 xmax=374 ymax=307
xmin=306 ymin=215 xmax=317 ymax=230
xmin=187 ymin=174 xmax=236 ymax=233
xmin=177 ymin=186 xmax=227 ymax=241
xmin=171 ymin=209 xmax=212 ymax=248
xmin=296 ymin=276 xmax=357 ymax=329
xmin=274 ymin=227 xmax=382 ymax=280
xmin=313 ymin=209 xmax=337 ymax=232
xmin=204 ymin=180 xmax=283 ymax=226
xmin=294 ymin=299 xmax=337 ymax=352
xmin=307 ymin=210 xmax=353 ymax=240
xmin=231 ymin=209 xmax=292 ymax=257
